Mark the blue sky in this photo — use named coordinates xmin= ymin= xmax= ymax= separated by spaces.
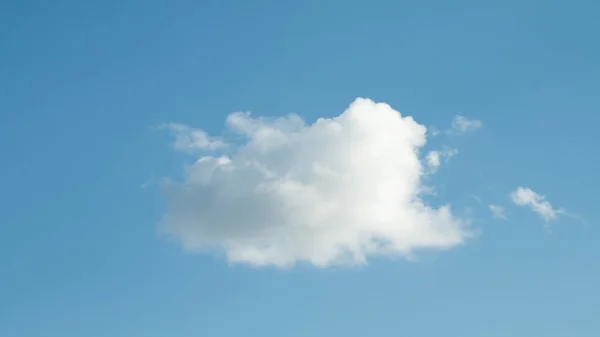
xmin=1 ymin=0 xmax=599 ymax=336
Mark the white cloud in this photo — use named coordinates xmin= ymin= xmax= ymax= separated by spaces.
xmin=425 ymin=148 xmax=458 ymax=173
xmin=510 ymin=187 xmax=563 ymax=221
xmin=426 ymin=151 xmax=441 ymax=169
xmin=161 ymin=98 xmax=473 ymax=268
xmin=450 ymin=116 xmax=482 ymax=134
xmin=160 ymin=122 xmax=227 ymax=152
xmin=429 ymin=126 xmax=441 ymax=136
xmin=488 ymin=205 xmax=507 ymax=220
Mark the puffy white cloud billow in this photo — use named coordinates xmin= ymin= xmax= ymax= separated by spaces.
xmin=161 ymin=98 xmax=472 ymax=267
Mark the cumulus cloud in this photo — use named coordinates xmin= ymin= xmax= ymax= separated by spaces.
xmin=160 ymin=122 xmax=227 ymax=152
xmin=450 ymin=116 xmax=482 ymax=134
xmin=510 ymin=187 xmax=563 ymax=221
xmin=488 ymin=205 xmax=507 ymax=220
xmin=425 ymin=148 xmax=458 ymax=173
xmin=160 ymin=98 xmax=473 ymax=268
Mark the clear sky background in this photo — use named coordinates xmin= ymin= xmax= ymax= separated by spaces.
xmin=1 ymin=0 xmax=599 ymax=336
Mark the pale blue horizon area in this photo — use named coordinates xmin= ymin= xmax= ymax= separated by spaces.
xmin=1 ymin=0 xmax=599 ymax=336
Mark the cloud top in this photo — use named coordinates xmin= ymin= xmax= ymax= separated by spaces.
xmin=161 ymin=98 xmax=472 ymax=268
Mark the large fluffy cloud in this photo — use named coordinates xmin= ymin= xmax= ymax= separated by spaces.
xmin=161 ymin=98 xmax=472 ymax=267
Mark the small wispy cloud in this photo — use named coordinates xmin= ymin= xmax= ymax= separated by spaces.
xmin=428 ymin=126 xmax=441 ymax=136
xmin=450 ymin=116 xmax=482 ymax=134
xmin=488 ymin=204 xmax=507 ymax=220
xmin=429 ymin=116 xmax=482 ymax=136
xmin=510 ymin=187 xmax=563 ymax=221
xmin=159 ymin=122 xmax=228 ymax=152
xmin=425 ymin=148 xmax=458 ymax=173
